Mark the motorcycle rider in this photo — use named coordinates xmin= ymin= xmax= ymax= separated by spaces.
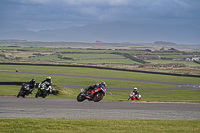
xmin=39 ymin=76 xmax=52 ymax=94
xmin=85 ymin=83 xmax=99 ymax=96
xmin=28 ymin=78 xmax=36 ymax=94
xmin=99 ymin=81 xmax=106 ymax=88
xmin=86 ymin=81 xmax=106 ymax=98
xmin=133 ymin=87 xmax=139 ymax=100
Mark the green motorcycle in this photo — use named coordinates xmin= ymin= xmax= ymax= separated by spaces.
xmin=35 ymin=83 xmax=48 ymax=98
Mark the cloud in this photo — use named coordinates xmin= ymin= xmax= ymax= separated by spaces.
xmin=0 ymin=0 xmax=199 ymax=31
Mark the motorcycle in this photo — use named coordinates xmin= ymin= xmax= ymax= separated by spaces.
xmin=17 ymin=83 xmax=31 ymax=98
xmin=77 ymin=86 xmax=106 ymax=102
xmin=128 ymin=92 xmax=141 ymax=100
xmin=35 ymin=83 xmax=49 ymax=98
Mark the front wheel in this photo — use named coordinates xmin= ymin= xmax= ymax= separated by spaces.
xmin=77 ymin=93 xmax=85 ymax=102
xmin=35 ymin=92 xmax=39 ymax=98
xmin=93 ymin=92 xmax=104 ymax=102
xmin=22 ymin=92 xmax=26 ymax=98
xmin=17 ymin=92 xmax=20 ymax=98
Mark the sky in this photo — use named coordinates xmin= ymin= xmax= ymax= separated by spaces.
xmin=0 ymin=0 xmax=200 ymax=32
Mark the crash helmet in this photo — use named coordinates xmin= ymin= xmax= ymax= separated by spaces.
xmin=31 ymin=78 xmax=36 ymax=83
xmin=46 ymin=76 xmax=51 ymax=80
xmin=100 ymin=81 xmax=106 ymax=87
xmin=133 ymin=87 xmax=138 ymax=92
xmin=95 ymin=83 xmax=100 ymax=87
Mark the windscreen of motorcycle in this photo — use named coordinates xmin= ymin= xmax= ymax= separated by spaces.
xmin=130 ymin=92 xmax=135 ymax=97
xmin=24 ymin=85 xmax=30 ymax=90
xmin=101 ymin=86 xmax=106 ymax=93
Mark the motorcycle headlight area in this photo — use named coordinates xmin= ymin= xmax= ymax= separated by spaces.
xmin=81 ymin=88 xmax=84 ymax=92
xmin=24 ymin=86 xmax=30 ymax=90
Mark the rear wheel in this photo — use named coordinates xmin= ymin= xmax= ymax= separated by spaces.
xmin=77 ymin=93 xmax=85 ymax=102
xmin=137 ymin=96 xmax=141 ymax=100
xmin=42 ymin=91 xmax=47 ymax=98
xmin=93 ymin=92 xmax=104 ymax=102
xmin=42 ymin=95 xmax=46 ymax=98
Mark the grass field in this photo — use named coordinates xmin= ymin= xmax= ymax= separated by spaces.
xmin=0 ymin=64 xmax=200 ymax=102
xmin=1 ymin=46 xmax=200 ymax=68
xmin=0 ymin=58 xmax=200 ymax=132
xmin=0 ymin=64 xmax=200 ymax=84
xmin=0 ymin=118 xmax=199 ymax=133
xmin=148 ymin=60 xmax=200 ymax=67
xmin=2 ymin=84 xmax=199 ymax=102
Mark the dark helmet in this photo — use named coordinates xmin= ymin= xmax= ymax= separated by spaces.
xmin=31 ymin=78 xmax=35 ymax=82
xmin=100 ymin=81 xmax=106 ymax=87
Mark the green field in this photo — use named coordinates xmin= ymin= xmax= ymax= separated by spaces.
xmin=0 ymin=64 xmax=200 ymax=132
xmin=0 ymin=64 xmax=200 ymax=102
xmin=1 ymin=41 xmax=200 ymax=133
xmin=0 ymin=64 xmax=199 ymax=84
xmin=0 ymin=118 xmax=199 ymax=133
xmin=148 ymin=60 xmax=200 ymax=67
xmin=1 ymin=46 xmax=200 ymax=68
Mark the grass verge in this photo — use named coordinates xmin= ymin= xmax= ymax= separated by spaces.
xmin=1 ymin=85 xmax=200 ymax=102
xmin=0 ymin=64 xmax=200 ymax=84
xmin=0 ymin=118 xmax=199 ymax=133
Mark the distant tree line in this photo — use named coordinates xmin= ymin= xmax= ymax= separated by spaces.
xmin=154 ymin=41 xmax=177 ymax=46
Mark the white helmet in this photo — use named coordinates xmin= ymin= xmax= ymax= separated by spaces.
xmin=134 ymin=87 xmax=138 ymax=91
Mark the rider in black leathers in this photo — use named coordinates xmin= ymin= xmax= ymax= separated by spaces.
xmin=86 ymin=81 xmax=106 ymax=98
xmin=86 ymin=83 xmax=99 ymax=95
xmin=28 ymin=78 xmax=36 ymax=94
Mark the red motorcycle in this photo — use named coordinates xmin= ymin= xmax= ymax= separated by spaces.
xmin=128 ymin=92 xmax=141 ymax=100
xmin=77 ymin=86 xmax=106 ymax=102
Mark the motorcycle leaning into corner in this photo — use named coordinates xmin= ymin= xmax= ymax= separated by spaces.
xmin=35 ymin=82 xmax=49 ymax=98
xmin=77 ymin=86 xmax=106 ymax=102
xmin=17 ymin=83 xmax=31 ymax=98
xmin=128 ymin=92 xmax=141 ymax=100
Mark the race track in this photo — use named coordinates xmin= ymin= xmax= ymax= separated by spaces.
xmin=0 ymin=70 xmax=200 ymax=120
xmin=0 ymin=96 xmax=200 ymax=120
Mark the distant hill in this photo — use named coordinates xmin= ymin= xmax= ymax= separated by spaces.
xmin=0 ymin=21 xmax=199 ymax=44
xmin=0 ymin=21 xmax=28 ymax=33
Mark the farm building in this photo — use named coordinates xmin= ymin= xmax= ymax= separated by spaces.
xmin=185 ymin=56 xmax=200 ymax=61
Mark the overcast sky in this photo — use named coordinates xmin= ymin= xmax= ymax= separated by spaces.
xmin=0 ymin=0 xmax=200 ymax=31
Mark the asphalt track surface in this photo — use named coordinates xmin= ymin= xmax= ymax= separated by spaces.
xmin=0 ymin=70 xmax=200 ymax=120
